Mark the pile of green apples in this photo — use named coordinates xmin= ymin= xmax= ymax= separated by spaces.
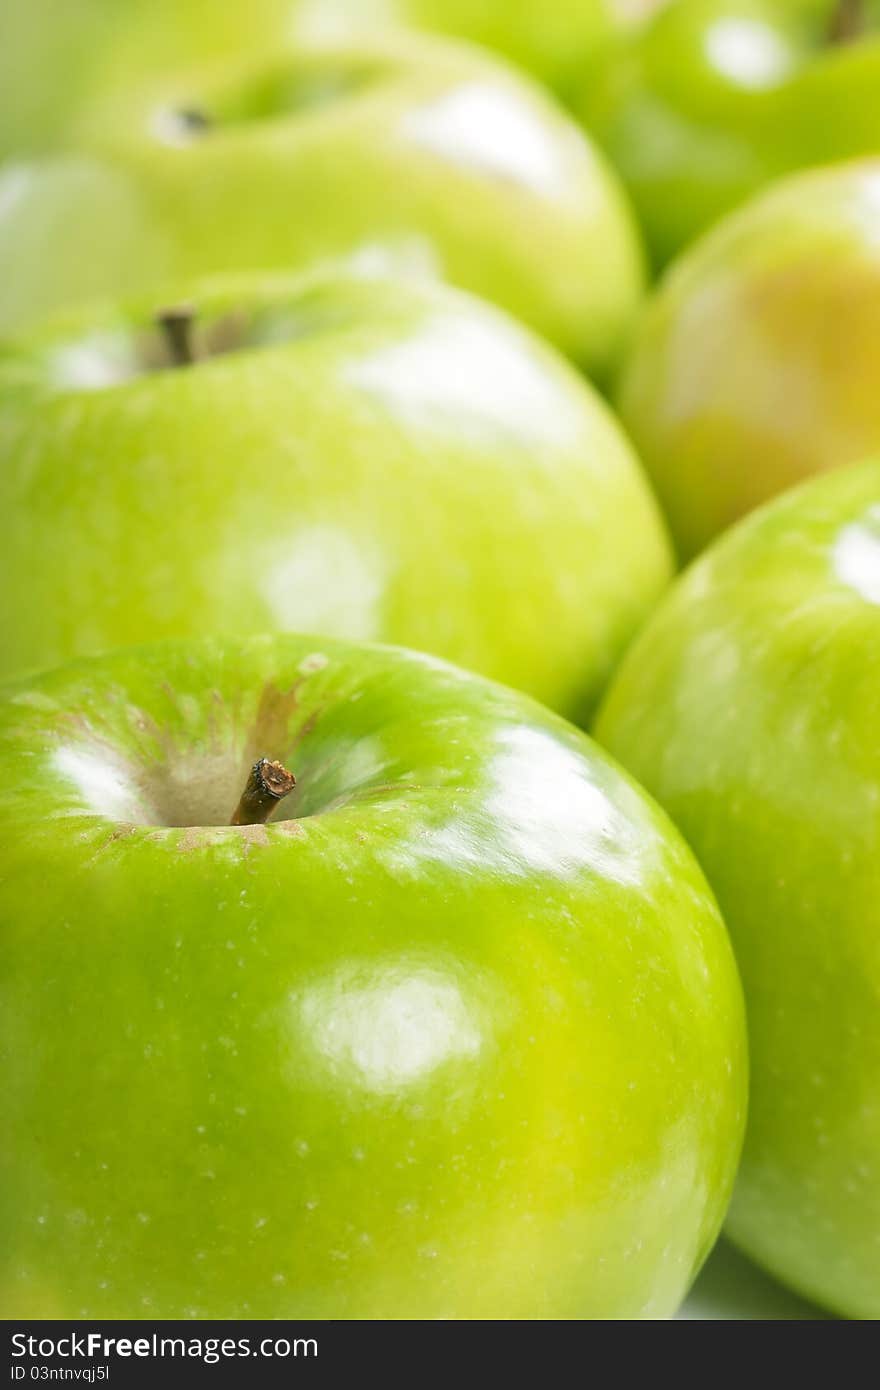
xmin=1 ymin=0 xmax=878 ymax=1323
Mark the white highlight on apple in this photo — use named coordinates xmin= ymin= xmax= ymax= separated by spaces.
xmin=48 ymin=338 xmax=134 ymax=392
xmin=848 ymin=169 xmax=880 ymax=248
xmin=704 ymin=18 xmax=794 ymax=89
xmin=833 ymin=506 xmax=880 ymax=606
xmin=484 ymin=726 xmax=648 ymax=883
xmin=53 ymin=745 xmax=146 ymax=822
xmin=292 ymin=965 xmax=483 ymax=1092
xmin=345 ymin=311 xmax=582 ymax=448
xmin=334 ymin=235 xmax=440 ymax=284
xmin=382 ymin=726 xmax=650 ymax=886
xmin=260 ymin=525 xmax=389 ymax=641
xmin=0 ymin=164 xmax=36 ymax=221
xmin=400 ymin=82 xmax=570 ymax=199
xmin=292 ymin=0 xmax=396 ymax=43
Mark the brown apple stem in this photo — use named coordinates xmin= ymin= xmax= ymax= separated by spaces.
xmin=828 ymin=0 xmax=865 ymax=42
xmin=157 ymin=304 xmax=198 ymax=368
xmin=231 ymin=758 xmax=296 ymax=826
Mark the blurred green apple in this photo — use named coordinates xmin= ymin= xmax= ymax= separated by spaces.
xmin=0 ymin=33 xmax=645 ymax=375
xmin=0 ymin=0 xmax=662 ymax=162
xmin=0 ymin=632 xmax=746 ymax=1318
xmin=578 ymin=0 xmax=880 ymax=266
xmin=596 ymin=458 xmax=880 ymax=1319
xmin=0 ymin=269 xmax=672 ymax=715
xmin=619 ymin=159 xmax=880 ymax=559
xmin=682 ymin=1240 xmax=828 ymax=1320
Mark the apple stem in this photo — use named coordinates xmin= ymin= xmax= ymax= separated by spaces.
xmin=175 ymin=107 xmax=212 ymax=135
xmin=157 ymin=304 xmax=198 ymax=368
xmin=828 ymin=0 xmax=865 ymax=42
xmin=231 ymin=758 xmax=297 ymax=826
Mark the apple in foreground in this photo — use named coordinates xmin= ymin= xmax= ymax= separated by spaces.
xmin=596 ymin=458 xmax=880 ymax=1319
xmin=578 ymin=0 xmax=880 ymax=266
xmin=618 ymin=158 xmax=880 ymax=560
xmin=0 ymin=269 xmax=672 ymax=719
xmin=0 ymin=633 xmax=746 ymax=1319
xmin=0 ymin=32 xmax=644 ymax=375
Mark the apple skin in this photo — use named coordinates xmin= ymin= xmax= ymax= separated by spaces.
xmin=0 ymin=34 xmax=645 ymax=374
xmin=0 ymin=0 xmax=661 ymax=160
xmin=0 ymin=632 xmax=747 ymax=1319
xmin=595 ymin=458 xmax=880 ymax=1319
xmin=0 ymin=269 xmax=672 ymax=718
xmin=577 ymin=0 xmax=880 ymax=267
xmin=618 ymin=158 xmax=880 ymax=561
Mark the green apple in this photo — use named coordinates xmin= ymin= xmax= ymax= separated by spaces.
xmin=0 ymin=33 xmax=645 ymax=376
xmin=618 ymin=158 xmax=880 ymax=561
xmin=596 ymin=457 xmax=880 ymax=1318
xmin=0 ymin=0 xmax=663 ymax=161
xmin=365 ymin=0 xmax=660 ymax=97
xmin=0 ymin=631 xmax=747 ymax=1319
xmin=682 ymin=1240 xmax=828 ymax=1320
xmin=0 ymin=269 xmax=672 ymax=717
xmin=577 ymin=0 xmax=880 ymax=267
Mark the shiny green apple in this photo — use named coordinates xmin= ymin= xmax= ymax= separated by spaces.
xmin=0 ymin=269 xmax=672 ymax=716
xmin=0 ymin=632 xmax=747 ymax=1319
xmin=0 ymin=0 xmax=663 ymax=160
xmin=0 ymin=32 xmax=645 ymax=375
xmin=578 ymin=0 xmax=880 ymax=267
xmin=618 ymin=158 xmax=880 ymax=560
xmin=596 ymin=458 xmax=880 ymax=1319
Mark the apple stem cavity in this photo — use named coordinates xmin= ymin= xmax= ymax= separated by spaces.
xmin=175 ymin=107 xmax=212 ymax=135
xmin=828 ymin=0 xmax=866 ymax=42
xmin=156 ymin=303 xmax=199 ymax=368
xmin=231 ymin=757 xmax=297 ymax=826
